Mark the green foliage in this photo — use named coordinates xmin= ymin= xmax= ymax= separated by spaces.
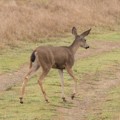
xmin=89 ymin=32 xmax=120 ymax=41
xmin=74 ymin=49 xmax=120 ymax=74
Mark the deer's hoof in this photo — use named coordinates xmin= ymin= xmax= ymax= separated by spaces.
xmin=71 ymin=94 xmax=75 ymax=100
xmin=62 ymin=97 xmax=67 ymax=102
xmin=19 ymin=97 xmax=23 ymax=104
xmin=20 ymin=101 xmax=24 ymax=104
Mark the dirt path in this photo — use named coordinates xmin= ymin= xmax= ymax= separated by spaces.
xmin=56 ymin=64 xmax=120 ymax=120
xmin=0 ymin=40 xmax=120 ymax=119
xmin=0 ymin=64 xmax=28 ymax=91
xmin=55 ymin=41 xmax=120 ymax=120
xmin=0 ymin=40 xmax=120 ymax=91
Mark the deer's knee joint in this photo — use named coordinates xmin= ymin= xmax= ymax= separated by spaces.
xmin=74 ymin=77 xmax=78 ymax=81
xmin=45 ymin=99 xmax=49 ymax=103
xmin=43 ymin=91 xmax=46 ymax=95
xmin=25 ymin=76 xmax=29 ymax=80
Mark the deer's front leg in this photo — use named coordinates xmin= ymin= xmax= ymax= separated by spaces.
xmin=66 ymin=66 xmax=77 ymax=99
xmin=58 ymin=69 xmax=66 ymax=102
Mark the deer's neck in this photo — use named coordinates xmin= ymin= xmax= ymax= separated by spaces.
xmin=69 ymin=40 xmax=80 ymax=54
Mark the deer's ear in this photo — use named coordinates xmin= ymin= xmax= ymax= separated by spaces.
xmin=80 ymin=28 xmax=91 ymax=38
xmin=72 ymin=27 xmax=77 ymax=37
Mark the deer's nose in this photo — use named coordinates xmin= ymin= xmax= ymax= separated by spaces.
xmin=85 ymin=46 xmax=89 ymax=49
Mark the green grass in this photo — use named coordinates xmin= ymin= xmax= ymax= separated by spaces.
xmin=0 ymin=32 xmax=120 ymax=119
xmin=101 ymin=87 xmax=120 ymax=120
xmin=86 ymin=87 xmax=120 ymax=120
xmin=0 ymin=50 xmax=29 ymax=74
xmin=0 ymin=37 xmax=72 ymax=74
xmin=0 ymin=49 xmax=120 ymax=120
xmin=89 ymin=32 xmax=120 ymax=41
xmin=74 ymin=49 xmax=120 ymax=74
xmin=0 ymin=32 xmax=120 ymax=74
xmin=0 ymin=70 xmax=74 ymax=120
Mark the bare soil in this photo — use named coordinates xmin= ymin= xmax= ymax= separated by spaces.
xmin=0 ymin=40 xmax=120 ymax=120
xmin=0 ymin=64 xmax=29 ymax=91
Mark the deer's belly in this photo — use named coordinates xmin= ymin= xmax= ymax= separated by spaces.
xmin=52 ymin=63 xmax=65 ymax=69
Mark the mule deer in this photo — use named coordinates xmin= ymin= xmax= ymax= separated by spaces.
xmin=19 ymin=27 xmax=91 ymax=103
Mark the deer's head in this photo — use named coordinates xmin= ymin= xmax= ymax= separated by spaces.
xmin=72 ymin=27 xmax=91 ymax=49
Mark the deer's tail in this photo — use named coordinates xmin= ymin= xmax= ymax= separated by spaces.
xmin=29 ymin=50 xmax=36 ymax=68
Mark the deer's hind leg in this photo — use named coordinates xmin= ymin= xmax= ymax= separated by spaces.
xmin=19 ymin=61 xmax=40 ymax=104
xmin=38 ymin=67 xmax=51 ymax=102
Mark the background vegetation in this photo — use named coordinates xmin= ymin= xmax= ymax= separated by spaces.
xmin=0 ymin=0 xmax=120 ymax=48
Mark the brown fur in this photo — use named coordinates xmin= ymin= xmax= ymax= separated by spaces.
xmin=19 ymin=27 xmax=91 ymax=103
xmin=33 ymin=27 xmax=91 ymax=71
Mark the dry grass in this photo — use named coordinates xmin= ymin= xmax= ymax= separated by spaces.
xmin=0 ymin=0 xmax=120 ymax=48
